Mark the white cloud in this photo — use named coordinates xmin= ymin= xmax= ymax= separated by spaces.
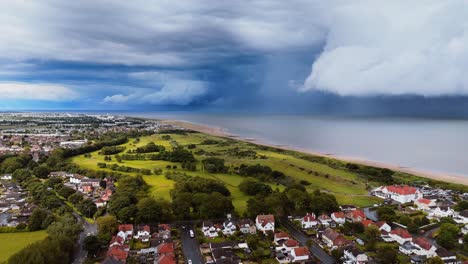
xmin=0 ymin=82 xmax=78 ymax=101
xmin=301 ymin=0 xmax=468 ymax=96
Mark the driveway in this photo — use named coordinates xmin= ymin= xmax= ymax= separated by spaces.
xmin=180 ymin=225 xmax=204 ymax=264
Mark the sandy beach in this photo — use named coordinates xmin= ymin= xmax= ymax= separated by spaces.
xmin=163 ymin=119 xmax=468 ymax=186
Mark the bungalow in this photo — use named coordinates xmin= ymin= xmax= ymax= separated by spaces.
xmin=375 ymin=221 xmax=392 ymax=233
xmin=256 ymin=214 xmax=275 ymax=234
xmin=436 ymin=248 xmax=459 ymax=264
xmin=378 ymin=185 xmax=422 ymax=203
xmin=134 ymin=225 xmax=151 ymax=242
xmin=318 ymin=214 xmax=332 ymax=227
xmin=343 ymin=245 xmax=368 ymax=264
xmin=414 ymin=198 xmax=436 ymax=211
xmin=429 ymin=206 xmax=455 ymax=219
xmin=346 ymin=210 xmax=366 ymax=222
xmin=390 ymin=228 xmax=412 ymax=245
xmin=222 ymin=218 xmax=237 ymax=236
xmin=117 ymin=224 xmax=134 ymax=241
xmin=238 ymin=219 xmax=256 ymax=234
xmin=202 ymin=221 xmax=221 ymax=238
xmin=290 ymin=247 xmax=309 ymax=262
xmin=302 ymin=213 xmax=318 ymax=229
xmin=331 ymin=212 xmax=346 ymax=225
xmin=321 ymin=228 xmax=351 ymax=249
xmin=413 ymin=237 xmax=437 ymax=258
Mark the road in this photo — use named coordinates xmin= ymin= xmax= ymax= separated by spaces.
xmin=180 ymin=225 xmax=204 ymax=264
xmin=72 ymin=212 xmax=97 ymax=264
xmin=280 ymin=219 xmax=336 ymax=264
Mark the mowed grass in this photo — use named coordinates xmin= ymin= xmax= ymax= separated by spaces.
xmin=71 ymin=132 xmax=380 ymax=212
xmin=0 ymin=231 xmax=48 ymax=262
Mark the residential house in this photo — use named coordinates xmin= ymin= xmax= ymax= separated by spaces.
xmin=361 ymin=219 xmax=375 ymax=228
xmin=0 ymin=174 xmax=12 ymax=180
xmin=377 ymin=185 xmax=422 ymax=203
xmin=331 ymin=212 xmax=346 ymax=225
xmin=202 ymin=221 xmax=221 ymax=238
xmin=81 ymin=178 xmax=101 ymax=188
xmin=318 ymin=214 xmax=332 ymax=227
xmin=158 ymin=254 xmax=176 ymax=264
xmin=461 ymin=224 xmax=468 ymax=235
xmin=346 ymin=210 xmax=366 ymax=223
xmin=117 ymin=224 xmax=134 ymax=241
xmin=238 ymin=219 xmax=256 ymax=234
xmin=321 ymin=228 xmax=351 ymax=249
xmin=156 ymin=224 xmax=171 ymax=240
xmin=343 ymin=245 xmax=368 ymax=264
xmin=399 ymin=241 xmax=418 ymax=255
xmin=413 ymin=237 xmax=437 ymax=257
xmin=390 ymin=228 xmax=412 ymax=245
xmin=453 ymin=210 xmax=468 ymax=224
xmin=95 ymin=198 xmax=106 ymax=208
xmin=134 ymin=225 xmax=151 ymax=242
xmin=375 ymin=221 xmax=392 ymax=233
xmin=256 ymin=214 xmax=275 ymax=234
xmin=106 ymin=245 xmax=129 ymax=264
xmin=430 ymin=206 xmax=455 ymax=219
xmin=70 ymin=174 xmax=84 ymax=184
xmin=302 ymin=213 xmax=318 ymax=229
xmin=274 ymin=231 xmax=290 ymax=244
xmin=222 ymin=218 xmax=237 ymax=236
xmin=414 ymin=198 xmax=436 ymax=211
xmin=436 ymin=248 xmax=460 ymax=264
xmin=290 ymin=247 xmax=309 ymax=262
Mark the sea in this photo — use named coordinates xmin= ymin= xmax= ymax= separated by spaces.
xmin=131 ymin=112 xmax=468 ymax=178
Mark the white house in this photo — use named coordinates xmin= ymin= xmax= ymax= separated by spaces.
xmin=70 ymin=175 xmax=85 ymax=185
xmin=376 ymin=222 xmax=392 ymax=233
xmin=414 ymin=198 xmax=436 ymax=210
xmin=390 ymin=228 xmax=412 ymax=245
xmin=222 ymin=219 xmax=237 ymax=236
xmin=378 ymin=185 xmax=422 ymax=203
xmin=202 ymin=221 xmax=220 ymax=238
xmin=238 ymin=219 xmax=256 ymax=234
xmin=462 ymin=224 xmax=468 ymax=235
xmin=0 ymin=174 xmax=12 ymax=180
xmin=256 ymin=214 xmax=275 ymax=234
xmin=343 ymin=246 xmax=368 ymax=264
xmin=134 ymin=225 xmax=151 ymax=242
xmin=453 ymin=210 xmax=468 ymax=224
xmin=413 ymin=237 xmax=437 ymax=257
xmin=274 ymin=231 xmax=290 ymax=244
xmin=301 ymin=213 xmax=318 ymax=229
xmin=331 ymin=212 xmax=346 ymax=225
xmin=117 ymin=224 xmax=134 ymax=241
xmin=290 ymin=247 xmax=309 ymax=262
xmin=429 ymin=206 xmax=455 ymax=219
xmin=318 ymin=214 xmax=332 ymax=227
xmin=399 ymin=241 xmax=418 ymax=255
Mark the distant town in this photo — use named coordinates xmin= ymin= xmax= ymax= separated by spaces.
xmin=0 ymin=112 xmax=467 ymax=264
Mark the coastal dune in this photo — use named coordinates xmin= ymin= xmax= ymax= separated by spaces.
xmin=163 ymin=119 xmax=468 ymax=186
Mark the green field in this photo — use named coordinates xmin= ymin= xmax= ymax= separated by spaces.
xmin=72 ymin=132 xmax=382 ymax=212
xmin=0 ymin=231 xmax=48 ymax=263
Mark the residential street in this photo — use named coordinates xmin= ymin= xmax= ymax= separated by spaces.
xmin=180 ymin=225 xmax=204 ymax=264
xmin=280 ymin=219 xmax=336 ymax=264
xmin=72 ymin=212 xmax=97 ymax=264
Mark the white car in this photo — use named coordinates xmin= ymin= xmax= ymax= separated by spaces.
xmin=189 ymin=230 xmax=195 ymax=238
xmin=188 ymin=259 xmax=192 ymax=264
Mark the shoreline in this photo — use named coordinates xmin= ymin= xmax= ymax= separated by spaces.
xmin=163 ymin=119 xmax=468 ymax=186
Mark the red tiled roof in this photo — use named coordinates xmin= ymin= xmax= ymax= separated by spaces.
xmin=107 ymin=245 xmax=129 ymax=262
xmin=284 ymin=239 xmax=299 ymax=248
xmin=143 ymin=225 xmax=151 ymax=232
xmin=158 ymin=242 xmax=174 ymax=255
xmin=416 ymin=198 xmax=432 ymax=205
xmin=333 ymin=235 xmax=352 ymax=247
xmin=318 ymin=214 xmax=331 ymax=220
xmin=332 ymin=212 xmax=345 ymax=219
xmin=361 ymin=219 xmax=375 ymax=227
xmin=386 ymin=185 xmax=417 ymax=195
xmin=303 ymin=213 xmax=316 ymax=222
xmin=118 ymin=224 xmax=133 ymax=232
xmin=376 ymin=221 xmax=388 ymax=228
xmin=257 ymin=214 xmax=275 ymax=226
xmin=158 ymin=254 xmax=176 ymax=264
xmin=293 ymin=247 xmax=309 ymax=257
xmin=275 ymin=231 xmax=289 ymax=239
xmin=110 ymin=235 xmax=124 ymax=246
xmin=414 ymin=237 xmax=433 ymax=250
xmin=391 ymin=228 xmax=412 ymax=239
xmin=159 ymin=224 xmax=171 ymax=231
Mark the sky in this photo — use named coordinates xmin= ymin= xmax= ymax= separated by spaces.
xmin=1 ymin=0 xmax=468 ymax=116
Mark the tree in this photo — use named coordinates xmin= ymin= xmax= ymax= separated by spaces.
xmin=426 ymin=257 xmax=444 ymax=264
xmin=28 ymin=208 xmax=48 ymax=231
xmin=375 ymin=245 xmax=398 ymax=264
xmin=454 ymin=200 xmax=468 ymax=211
xmin=377 ymin=206 xmax=397 ymax=222
xmin=96 ymin=215 xmax=118 ymax=237
xmin=77 ymin=199 xmax=97 ymax=218
xmin=68 ymin=193 xmax=83 ymax=204
xmin=83 ymin=235 xmax=101 ymax=256
xmin=136 ymin=197 xmax=163 ymax=223
xmin=436 ymin=223 xmax=460 ymax=249
xmin=33 ymin=165 xmax=50 ymax=179
xmin=239 ymin=178 xmax=272 ymax=196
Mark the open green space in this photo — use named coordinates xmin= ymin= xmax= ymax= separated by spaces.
xmin=72 ymin=131 xmax=382 ymax=213
xmin=0 ymin=231 xmax=48 ymax=263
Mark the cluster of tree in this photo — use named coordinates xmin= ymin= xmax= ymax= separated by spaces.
xmin=377 ymin=206 xmax=430 ymax=233
xmin=345 ymin=163 xmax=394 ymax=184
xmin=170 ymin=176 xmax=233 ymax=219
xmin=202 ymin=157 xmax=228 ymax=173
xmin=436 ymin=222 xmax=460 ymax=249
xmin=99 ymin=146 xmax=126 ymax=155
xmin=200 ymin=139 xmax=220 ymax=145
xmin=152 ymin=147 xmax=196 ymax=163
xmin=105 ymin=163 xmax=152 ymax=175
xmin=8 ymin=214 xmax=83 ymax=264
xmin=245 ymin=186 xmax=339 ymax=218
xmin=236 ymin=164 xmax=287 ymax=182
xmin=227 ymin=147 xmax=257 ymax=158
xmin=132 ymin=142 xmax=165 ymax=153
xmin=239 ymin=178 xmax=272 ymax=196
xmin=0 ymin=154 xmax=32 ymax=173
